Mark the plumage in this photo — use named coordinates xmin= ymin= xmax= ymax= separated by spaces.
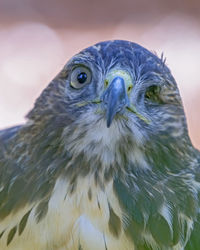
xmin=0 ymin=40 xmax=200 ymax=249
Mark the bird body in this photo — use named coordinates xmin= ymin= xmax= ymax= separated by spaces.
xmin=0 ymin=40 xmax=200 ymax=249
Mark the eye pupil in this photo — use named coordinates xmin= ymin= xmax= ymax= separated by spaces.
xmin=77 ymin=72 xmax=87 ymax=84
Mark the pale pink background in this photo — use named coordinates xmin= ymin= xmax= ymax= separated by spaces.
xmin=0 ymin=0 xmax=200 ymax=149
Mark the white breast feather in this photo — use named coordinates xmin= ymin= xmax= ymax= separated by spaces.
xmin=0 ymin=177 xmax=134 ymax=250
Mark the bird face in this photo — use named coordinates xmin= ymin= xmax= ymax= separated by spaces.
xmin=69 ymin=65 xmax=147 ymax=128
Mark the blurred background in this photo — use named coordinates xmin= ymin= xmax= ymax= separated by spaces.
xmin=0 ymin=0 xmax=200 ymax=149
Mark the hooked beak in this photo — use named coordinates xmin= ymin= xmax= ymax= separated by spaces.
xmin=101 ymin=76 xmax=129 ymax=127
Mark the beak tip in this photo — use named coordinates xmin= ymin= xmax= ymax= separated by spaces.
xmin=106 ymin=122 xmax=111 ymax=128
xmin=106 ymin=117 xmax=112 ymax=128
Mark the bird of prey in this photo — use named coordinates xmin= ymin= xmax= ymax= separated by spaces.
xmin=0 ymin=40 xmax=200 ymax=250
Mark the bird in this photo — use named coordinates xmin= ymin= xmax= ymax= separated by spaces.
xmin=0 ymin=40 xmax=200 ymax=250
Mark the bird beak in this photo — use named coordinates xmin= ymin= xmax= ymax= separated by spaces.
xmin=101 ymin=76 xmax=130 ymax=127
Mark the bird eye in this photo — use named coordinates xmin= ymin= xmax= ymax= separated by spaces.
xmin=145 ymin=85 xmax=162 ymax=104
xmin=70 ymin=66 xmax=92 ymax=89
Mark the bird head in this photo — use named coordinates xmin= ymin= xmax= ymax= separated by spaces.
xmin=27 ymin=40 xmax=191 ymax=166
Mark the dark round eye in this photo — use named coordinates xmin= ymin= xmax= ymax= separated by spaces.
xmin=145 ymin=85 xmax=163 ymax=104
xmin=77 ymin=72 xmax=87 ymax=84
xmin=70 ymin=66 xmax=92 ymax=89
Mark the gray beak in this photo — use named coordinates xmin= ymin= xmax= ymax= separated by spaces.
xmin=101 ymin=76 xmax=129 ymax=127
